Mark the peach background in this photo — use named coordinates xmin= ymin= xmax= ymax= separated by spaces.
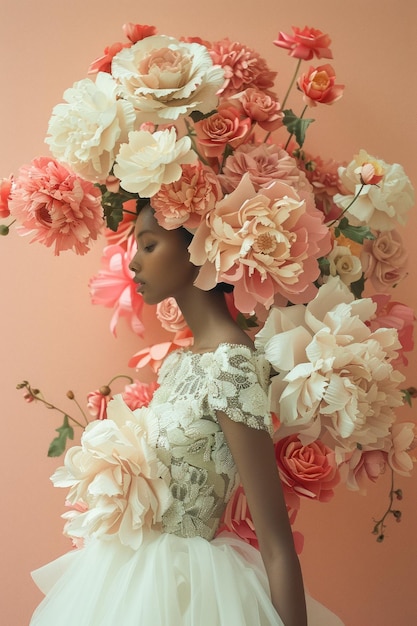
xmin=1 ymin=1 xmax=416 ymax=624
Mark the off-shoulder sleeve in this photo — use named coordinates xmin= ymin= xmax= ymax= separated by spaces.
xmin=200 ymin=345 xmax=273 ymax=434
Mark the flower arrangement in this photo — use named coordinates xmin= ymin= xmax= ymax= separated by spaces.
xmin=4 ymin=22 xmax=416 ymax=544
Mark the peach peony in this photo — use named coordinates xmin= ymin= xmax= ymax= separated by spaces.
xmin=361 ymin=229 xmax=408 ymax=291
xmin=189 ymin=174 xmax=330 ymax=312
xmin=0 ymin=175 xmax=12 ymax=218
xmin=156 ymin=297 xmax=187 ymax=333
xmin=51 ymin=395 xmax=172 ymax=549
xmin=8 ymin=157 xmax=103 ymax=255
xmin=89 ymin=235 xmax=144 ymax=337
xmin=297 ymin=64 xmax=344 ymax=107
xmin=194 ymin=105 xmax=252 ymax=160
xmin=151 ymin=162 xmax=222 ymax=231
xmin=111 ymin=35 xmax=224 ymax=124
xmin=273 ymin=26 xmax=333 ymax=60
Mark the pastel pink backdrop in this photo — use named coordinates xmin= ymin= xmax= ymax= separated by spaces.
xmin=1 ymin=1 xmax=416 ymax=624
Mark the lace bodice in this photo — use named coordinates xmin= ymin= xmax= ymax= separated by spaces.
xmin=145 ymin=344 xmax=272 ymax=541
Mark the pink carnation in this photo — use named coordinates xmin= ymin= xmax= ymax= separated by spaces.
xmin=0 ymin=175 xmax=13 ymax=218
xmin=295 ymin=151 xmax=345 ymax=221
xmin=122 ymin=380 xmax=159 ymax=411
xmin=8 ymin=157 xmax=103 ymax=255
xmin=208 ymin=38 xmax=277 ymax=98
xmin=151 ymin=162 xmax=222 ymax=230
xmin=298 ymin=64 xmax=344 ymax=107
xmin=156 ymin=297 xmax=187 ymax=333
xmin=273 ymin=26 xmax=333 ymax=60
xmin=189 ymin=174 xmax=331 ymax=312
xmin=275 ymin=435 xmax=340 ymax=502
xmin=369 ymin=294 xmax=415 ymax=365
xmin=89 ymin=235 xmax=144 ymax=337
xmin=361 ymin=230 xmax=408 ymax=291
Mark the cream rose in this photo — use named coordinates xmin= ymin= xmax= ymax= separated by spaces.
xmin=111 ymin=35 xmax=225 ymax=124
xmin=113 ymin=128 xmax=197 ymax=197
xmin=326 ymin=242 xmax=363 ymax=285
xmin=46 ymin=72 xmax=136 ymax=182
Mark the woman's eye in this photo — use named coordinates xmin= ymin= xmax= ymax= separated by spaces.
xmin=143 ymin=243 xmax=155 ymax=252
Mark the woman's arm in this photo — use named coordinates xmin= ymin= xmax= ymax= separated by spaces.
xmin=217 ymin=412 xmax=307 ymax=626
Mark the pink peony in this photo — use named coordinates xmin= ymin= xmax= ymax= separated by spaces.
xmin=8 ymin=157 xmax=103 ymax=255
xmin=194 ymin=105 xmax=252 ymax=160
xmin=234 ymin=88 xmax=283 ymax=132
xmin=273 ymin=26 xmax=333 ymax=60
xmin=89 ymin=235 xmax=144 ymax=337
xmin=208 ymin=38 xmax=277 ymax=98
xmin=189 ymin=174 xmax=331 ymax=312
xmin=275 ymin=435 xmax=340 ymax=503
xmin=361 ymin=230 xmax=408 ymax=291
xmin=122 ymin=380 xmax=159 ymax=411
xmin=297 ymin=64 xmax=344 ymax=107
xmin=151 ymin=162 xmax=222 ymax=231
xmin=0 ymin=175 xmax=13 ymax=218
xmin=368 ymin=294 xmax=415 ymax=365
xmin=156 ymin=297 xmax=187 ymax=333
xmin=87 ymin=389 xmax=111 ymax=420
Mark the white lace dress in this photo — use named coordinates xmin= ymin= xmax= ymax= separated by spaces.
xmin=29 ymin=345 xmax=344 ymax=626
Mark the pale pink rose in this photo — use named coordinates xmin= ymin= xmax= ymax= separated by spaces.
xmin=122 ymin=380 xmax=158 ymax=411
xmin=0 ymin=175 xmax=13 ymax=218
xmin=273 ymin=26 xmax=333 ymax=60
xmin=156 ymin=298 xmax=187 ymax=333
xmin=51 ymin=396 xmax=172 ymax=549
xmin=341 ymin=449 xmax=387 ymax=492
xmin=8 ymin=157 xmax=103 ymax=255
xmin=129 ymin=329 xmax=193 ymax=373
xmin=275 ymin=435 xmax=340 ymax=502
xmin=112 ymin=35 xmax=224 ymax=124
xmin=388 ymin=422 xmax=416 ymax=476
xmin=122 ymin=23 xmax=157 ymax=44
xmin=88 ymin=235 xmax=144 ymax=337
xmin=297 ymin=64 xmax=344 ymax=107
xmin=208 ymin=38 xmax=276 ymax=98
xmin=151 ymin=162 xmax=222 ymax=231
xmin=361 ymin=230 xmax=408 ymax=291
xmin=46 ymin=73 xmax=136 ymax=182
xmin=333 ymin=150 xmax=414 ymax=231
xmin=189 ymin=174 xmax=331 ymax=312
xmin=194 ymin=105 xmax=252 ymax=159
xmin=87 ymin=389 xmax=111 ymax=420
xmin=104 ymin=201 xmax=136 ymax=247
xmin=234 ymin=88 xmax=283 ymax=132
xmin=326 ymin=242 xmax=363 ymax=286
xmin=219 ymin=143 xmax=313 ymax=196
xmin=114 ymin=128 xmax=197 ymax=197
xmin=368 ymin=294 xmax=415 ymax=365
xmin=88 ymin=42 xmax=130 ymax=75
xmin=255 ymin=277 xmax=406 ymax=452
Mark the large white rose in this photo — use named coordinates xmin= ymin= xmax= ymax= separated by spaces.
xmin=333 ymin=149 xmax=414 ymax=231
xmin=46 ymin=72 xmax=136 ymax=182
xmin=111 ymin=35 xmax=225 ymax=124
xmin=113 ymin=128 xmax=197 ymax=197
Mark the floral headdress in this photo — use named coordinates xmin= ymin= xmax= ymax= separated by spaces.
xmin=4 ymin=23 xmax=416 ymax=544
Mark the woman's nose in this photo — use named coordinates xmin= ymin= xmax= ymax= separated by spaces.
xmin=129 ymin=253 xmax=140 ymax=274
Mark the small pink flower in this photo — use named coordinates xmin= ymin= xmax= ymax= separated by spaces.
xmin=275 ymin=435 xmax=340 ymax=502
xmin=156 ymin=298 xmax=187 ymax=333
xmin=121 ymin=380 xmax=159 ymax=411
xmin=368 ymin=294 xmax=415 ymax=365
xmin=151 ymin=162 xmax=222 ymax=230
xmin=129 ymin=329 xmax=193 ymax=373
xmin=208 ymin=38 xmax=276 ymax=98
xmin=87 ymin=389 xmax=111 ymax=420
xmin=89 ymin=235 xmax=144 ymax=337
xmin=361 ymin=229 xmax=408 ymax=291
xmin=0 ymin=175 xmax=13 ymax=218
xmin=297 ymin=64 xmax=344 ymax=107
xmin=357 ymin=162 xmax=384 ymax=185
xmin=88 ymin=42 xmax=131 ymax=75
xmin=122 ymin=23 xmax=157 ymax=44
xmin=273 ymin=26 xmax=333 ymax=60
xmin=234 ymin=88 xmax=283 ymax=132
xmin=194 ymin=105 xmax=252 ymax=160
xmin=8 ymin=157 xmax=104 ymax=255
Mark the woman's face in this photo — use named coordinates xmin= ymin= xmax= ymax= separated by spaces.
xmin=129 ymin=205 xmax=197 ymax=305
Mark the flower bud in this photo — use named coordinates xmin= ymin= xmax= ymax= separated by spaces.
xmin=0 ymin=224 xmax=10 ymax=236
xmin=99 ymin=385 xmax=111 ymax=396
xmin=394 ymin=489 xmax=403 ymax=501
xmin=66 ymin=390 xmax=75 ymax=400
xmin=376 ymin=534 xmax=384 ymax=543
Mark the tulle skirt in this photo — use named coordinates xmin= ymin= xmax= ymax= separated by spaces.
xmin=30 ymin=530 xmax=343 ymax=626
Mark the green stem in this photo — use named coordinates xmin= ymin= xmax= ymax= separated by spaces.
xmin=326 ymin=184 xmax=365 ymax=227
xmin=184 ymin=118 xmax=210 ymax=166
xmin=284 ymin=104 xmax=308 ymax=151
xmin=33 ymin=394 xmax=86 ymax=429
xmin=281 ymin=58 xmax=302 ymax=110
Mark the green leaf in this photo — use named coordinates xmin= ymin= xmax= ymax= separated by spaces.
xmin=236 ymin=312 xmax=259 ymax=330
xmin=189 ymin=109 xmax=216 ymax=123
xmin=47 ymin=415 xmax=74 ymax=457
xmin=282 ymin=109 xmax=314 ymax=147
xmin=349 ymin=274 xmax=365 ymax=299
xmin=337 ymin=221 xmax=375 ymax=244
xmin=402 ymin=389 xmax=413 ymax=407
